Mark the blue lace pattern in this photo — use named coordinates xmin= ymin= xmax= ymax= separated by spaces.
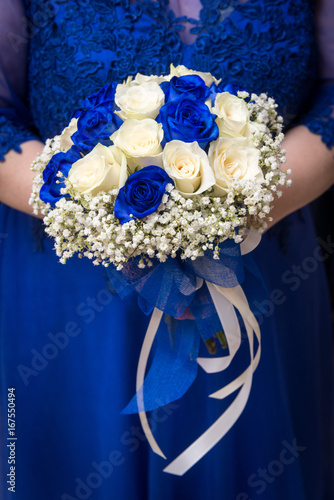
xmin=0 ymin=114 xmax=37 ymax=161
xmin=0 ymin=0 xmax=333 ymax=154
xmin=300 ymin=83 xmax=334 ymax=148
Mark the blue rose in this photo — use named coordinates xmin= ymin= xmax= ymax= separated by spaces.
xmin=71 ymin=105 xmax=123 ymax=151
xmin=158 ymin=95 xmax=219 ymax=147
xmin=221 ymin=82 xmax=248 ymax=96
xmin=114 ymin=166 xmax=174 ymax=224
xmin=82 ymin=82 xmax=117 ymax=109
xmin=163 ymin=75 xmax=210 ymax=102
xmin=72 ymin=83 xmax=117 ymax=118
xmin=210 ymin=82 xmax=249 ymax=101
xmin=40 ymin=146 xmax=81 ymax=207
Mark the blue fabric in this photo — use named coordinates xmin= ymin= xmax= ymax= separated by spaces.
xmin=1 ymin=2 xmax=334 ymax=500
xmin=122 ymin=317 xmax=201 ymax=414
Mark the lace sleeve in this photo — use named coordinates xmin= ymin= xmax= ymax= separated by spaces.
xmin=0 ymin=0 xmax=38 ymax=161
xmin=299 ymin=0 xmax=334 ymax=148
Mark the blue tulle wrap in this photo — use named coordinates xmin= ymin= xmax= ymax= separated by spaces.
xmin=106 ymin=240 xmax=261 ymax=414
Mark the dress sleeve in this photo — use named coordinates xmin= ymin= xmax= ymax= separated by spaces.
xmin=299 ymin=0 xmax=334 ymax=148
xmin=0 ymin=0 xmax=39 ymax=161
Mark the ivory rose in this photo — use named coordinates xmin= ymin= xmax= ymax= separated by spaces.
xmin=115 ymin=81 xmax=165 ymax=120
xmin=68 ymin=144 xmax=127 ymax=195
xmin=59 ymin=118 xmax=78 ymax=151
xmin=132 ymin=73 xmax=171 ymax=85
xmin=208 ymin=137 xmax=263 ymax=194
xmin=111 ymin=118 xmax=164 ymax=170
xmin=213 ymin=92 xmax=250 ymax=138
xmin=162 ymin=140 xmax=215 ymax=195
xmin=170 ymin=64 xmax=221 ymax=87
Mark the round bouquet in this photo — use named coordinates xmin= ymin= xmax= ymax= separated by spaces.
xmin=30 ymin=65 xmax=289 ymax=475
xmin=30 ymin=64 xmax=288 ymax=267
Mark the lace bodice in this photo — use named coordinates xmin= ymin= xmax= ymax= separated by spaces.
xmin=0 ymin=0 xmax=334 ymax=159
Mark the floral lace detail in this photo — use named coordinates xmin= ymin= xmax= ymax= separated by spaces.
xmin=3 ymin=0 xmax=333 ymax=152
xmin=299 ymin=83 xmax=334 ymax=148
xmin=25 ymin=0 xmax=319 ymax=141
xmin=0 ymin=115 xmax=37 ymax=161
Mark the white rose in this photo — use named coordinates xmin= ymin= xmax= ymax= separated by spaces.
xmin=111 ymin=118 xmax=163 ymax=170
xmin=133 ymin=72 xmax=171 ymax=85
xmin=170 ymin=64 xmax=221 ymax=87
xmin=68 ymin=144 xmax=127 ymax=195
xmin=208 ymin=137 xmax=263 ymax=194
xmin=162 ymin=140 xmax=215 ymax=196
xmin=115 ymin=81 xmax=165 ymax=120
xmin=213 ymin=92 xmax=250 ymax=138
xmin=59 ymin=118 xmax=78 ymax=151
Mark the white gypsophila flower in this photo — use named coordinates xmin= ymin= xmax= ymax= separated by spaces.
xmin=245 ymin=121 xmax=267 ymax=140
xmin=237 ymin=91 xmax=249 ymax=99
xmin=115 ymin=81 xmax=165 ymax=120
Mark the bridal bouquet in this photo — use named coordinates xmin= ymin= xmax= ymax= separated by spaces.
xmin=30 ymin=65 xmax=287 ymax=267
xmin=30 ymin=65 xmax=289 ymax=475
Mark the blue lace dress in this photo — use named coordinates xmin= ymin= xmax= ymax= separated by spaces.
xmin=0 ymin=1 xmax=333 ymax=499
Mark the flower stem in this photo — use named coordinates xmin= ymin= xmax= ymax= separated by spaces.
xmin=214 ymin=330 xmax=228 ymax=349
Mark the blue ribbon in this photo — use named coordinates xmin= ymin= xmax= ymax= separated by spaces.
xmin=122 ymin=317 xmax=201 ymax=413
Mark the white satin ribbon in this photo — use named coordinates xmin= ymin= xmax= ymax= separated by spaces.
xmin=133 ymin=230 xmax=262 ymax=475
xmin=197 ymin=281 xmax=241 ymax=373
xmin=136 ymin=307 xmax=166 ymax=459
xmin=240 ymin=227 xmax=262 ymax=255
xmin=163 ymin=284 xmax=260 ymax=475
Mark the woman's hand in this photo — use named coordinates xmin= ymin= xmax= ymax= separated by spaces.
xmin=0 ymin=140 xmax=44 ymax=217
xmin=266 ymin=125 xmax=334 ymax=230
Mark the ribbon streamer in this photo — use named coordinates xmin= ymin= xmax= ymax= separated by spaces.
xmin=119 ymin=229 xmax=262 ymax=475
xmin=136 ymin=308 xmax=166 ymax=459
xmin=240 ymin=227 xmax=262 ymax=255
xmin=163 ymin=284 xmax=260 ymax=475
